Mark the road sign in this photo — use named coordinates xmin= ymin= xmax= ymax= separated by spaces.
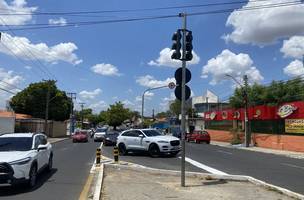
xmin=174 ymin=67 xmax=191 ymax=85
xmin=175 ymin=85 xmax=191 ymax=101
xmin=168 ymin=82 xmax=176 ymax=89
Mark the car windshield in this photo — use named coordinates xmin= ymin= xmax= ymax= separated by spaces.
xmin=142 ymin=130 xmax=163 ymax=137
xmin=96 ymin=128 xmax=107 ymax=132
xmin=0 ymin=137 xmax=33 ymax=151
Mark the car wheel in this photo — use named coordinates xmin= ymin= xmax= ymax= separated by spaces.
xmin=206 ymin=141 xmax=210 ymax=144
xmin=28 ymin=165 xmax=37 ymax=188
xmin=47 ymin=155 xmax=53 ymax=172
xmin=149 ymin=144 xmax=160 ymax=158
xmin=195 ymin=139 xmax=200 ymax=144
xmin=118 ymin=143 xmax=127 ymax=156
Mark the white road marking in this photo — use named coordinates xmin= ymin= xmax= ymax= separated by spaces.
xmin=217 ymin=150 xmax=233 ymax=155
xmin=281 ymin=163 xmax=304 ymax=170
xmin=180 ymin=157 xmax=228 ymax=175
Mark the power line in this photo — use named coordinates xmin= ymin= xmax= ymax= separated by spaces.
xmin=0 ymin=1 xmax=301 ymax=31
xmin=0 ymin=87 xmax=15 ymax=94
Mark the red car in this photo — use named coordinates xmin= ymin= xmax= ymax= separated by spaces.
xmin=72 ymin=131 xmax=89 ymax=143
xmin=186 ymin=130 xmax=210 ymax=144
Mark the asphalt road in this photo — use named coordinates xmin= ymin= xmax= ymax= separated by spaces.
xmin=102 ymin=142 xmax=304 ymax=195
xmin=0 ymin=138 xmax=100 ymax=200
xmin=102 ymin=145 xmax=204 ymax=172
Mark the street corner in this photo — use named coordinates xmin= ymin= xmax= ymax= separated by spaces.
xmin=100 ymin=164 xmax=302 ymax=200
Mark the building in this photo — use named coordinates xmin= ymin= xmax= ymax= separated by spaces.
xmin=0 ymin=110 xmax=15 ymax=134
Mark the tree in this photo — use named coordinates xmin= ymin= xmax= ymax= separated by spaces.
xmin=105 ymin=102 xmax=131 ymax=130
xmin=169 ymin=100 xmax=181 ymax=116
xmin=10 ymin=80 xmax=72 ymax=121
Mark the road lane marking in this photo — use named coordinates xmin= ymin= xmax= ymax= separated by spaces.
xmin=217 ymin=150 xmax=233 ymax=155
xmin=181 ymin=157 xmax=228 ymax=175
xmin=281 ymin=163 xmax=304 ymax=170
xmin=78 ymin=173 xmax=93 ymax=200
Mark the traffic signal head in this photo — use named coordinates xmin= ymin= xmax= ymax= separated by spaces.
xmin=171 ymin=30 xmax=182 ymax=60
xmin=185 ymin=31 xmax=193 ymax=61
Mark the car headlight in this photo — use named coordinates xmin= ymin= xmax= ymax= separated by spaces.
xmin=157 ymin=141 xmax=169 ymax=143
xmin=9 ymin=157 xmax=32 ymax=165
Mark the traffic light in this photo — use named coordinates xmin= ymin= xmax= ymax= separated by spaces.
xmin=171 ymin=30 xmax=182 ymax=60
xmin=185 ymin=31 xmax=193 ymax=61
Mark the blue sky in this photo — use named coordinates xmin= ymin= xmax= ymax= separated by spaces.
xmin=0 ymin=0 xmax=303 ymax=115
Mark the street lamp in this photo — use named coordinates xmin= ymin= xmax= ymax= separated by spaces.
xmin=225 ymin=74 xmax=251 ymax=147
xmin=141 ymin=83 xmax=175 ymax=128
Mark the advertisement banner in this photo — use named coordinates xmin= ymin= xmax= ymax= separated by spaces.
xmin=285 ymin=119 xmax=304 ymax=134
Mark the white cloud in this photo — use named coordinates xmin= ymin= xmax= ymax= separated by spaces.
xmin=136 ymin=75 xmax=175 ymax=88
xmin=0 ymin=68 xmax=23 ymax=108
xmin=160 ymin=92 xmax=175 ymax=111
xmin=202 ymin=49 xmax=264 ymax=85
xmin=135 ymin=91 xmax=154 ymax=102
xmin=135 ymin=96 xmax=142 ymax=102
xmin=48 ymin=17 xmax=67 ymax=26
xmin=0 ymin=33 xmax=82 ymax=65
xmin=223 ymin=0 xmax=304 ymax=45
xmin=283 ymin=59 xmax=304 ymax=77
xmin=79 ymin=88 xmax=102 ymax=100
xmin=148 ymin=48 xmax=200 ymax=68
xmin=122 ymin=100 xmax=135 ymax=107
xmin=281 ymin=36 xmax=304 ymax=59
xmin=88 ymin=101 xmax=107 ymax=113
xmin=0 ymin=0 xmax=37 ymax=25
xmin=24 ymin=65 xmax=32 ymax=70
xmin=91 ymin=63 xmax=122 ymax=76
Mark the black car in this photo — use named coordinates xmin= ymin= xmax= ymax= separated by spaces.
xmin=103 ymin=131 xmax=120 ymax=146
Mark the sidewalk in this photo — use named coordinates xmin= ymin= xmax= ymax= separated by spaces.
xmin=101 ymin=164 xmax=300 ymax=200
xmin=48 ymin=137 xmax=69 ymax=144
xmin=211 ymin=141 xmax=304 ymax=159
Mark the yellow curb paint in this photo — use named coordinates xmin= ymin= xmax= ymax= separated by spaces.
xmin=78 ymin=173 xmax=94 ymax=200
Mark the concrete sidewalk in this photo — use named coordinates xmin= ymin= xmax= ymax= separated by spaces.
xmin=211 ymin=141 xmax=304 ymax=159
xmin=101 ymin=164 xmax=300 ymax=200
xmin=48 ymin=137 xmax=69 ymax=144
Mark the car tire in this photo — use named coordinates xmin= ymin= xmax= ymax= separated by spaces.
xmin=148 ymin=144 xmax=160 ymax=158
xmin=118 ymin=143 xmax=127 ymax=156
xmin=195 ymin=139 xmax=200 ymax=144
xmin=206 ymin=141 xmax=210 ymax=144
xmin=28 ymin=164 xmax=37 ymax=188
xmin=47 ymin=155 xmax=53 ymax=172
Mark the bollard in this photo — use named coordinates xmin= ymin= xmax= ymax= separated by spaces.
xmin=96 ymin=148 xmax=101 ymax=164
xmin=113 ymin=146 xmax=119 ymax=163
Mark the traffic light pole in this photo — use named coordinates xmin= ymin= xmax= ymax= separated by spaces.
xmin=180 ymin=12 xmax=187 ymax=187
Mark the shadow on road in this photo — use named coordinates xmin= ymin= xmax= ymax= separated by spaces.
xmin=124 ymin=151 xmax=179 ymax=158
xmin=0 ymin=168 xmax=58 ymax=196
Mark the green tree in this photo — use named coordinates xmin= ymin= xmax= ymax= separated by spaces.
xmin=10 ymin=80 xmax=72 ymax=121
xmin=105 ymin=101 xmax=131 ymax=130
xmin=169 ymin=99 xmax=181 ymax=116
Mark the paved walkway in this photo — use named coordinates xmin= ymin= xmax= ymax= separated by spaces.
xmin=48 ymin=137 xmax=69 ymax=144
xmin=211 ymin=141 xmax=304 ymax=159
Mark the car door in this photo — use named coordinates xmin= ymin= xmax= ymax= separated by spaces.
xmin=132 ymin=130 xmax=145 ymax=150
xmin=120 ymin=131 xmax=133 ymax=148
xmin=34 ymin=135 xmax=44 ymax=170
xmin=39 ymin=135 xmax=49 ymax=166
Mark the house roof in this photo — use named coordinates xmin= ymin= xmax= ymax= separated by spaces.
xmin=0 ymin=111 xmax=14 ymax=118
xmin=15 ymin=113 xmax=32 ymax=119
xmin=0 ymin=110 xmax=32 ymax=119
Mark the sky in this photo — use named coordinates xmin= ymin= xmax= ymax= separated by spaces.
xmin=0 ymin=0 xmax=303 ymax=116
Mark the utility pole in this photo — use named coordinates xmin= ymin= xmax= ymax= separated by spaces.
xmin=44 ymin=80 xmax=50 ymax=135
xmin=152 ymin=109 xmax=155 ymax=121
xmin=79 ymin=103 xmax=85 ymax=129
xmin=180 ymin=12 xmax=187 ymax=187
xmin=243 ymin=75 xmax=251 ymax=147
xmin=67 ymin=92 xmax=76 ymax=135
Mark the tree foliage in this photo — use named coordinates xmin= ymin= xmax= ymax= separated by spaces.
xmin=229 ymin=78 xmax=304 ymax=108
xmin=105 ymin=101 xmax=131 ymax=129
xmin=10 ymin=80 xmax=72 ymax=121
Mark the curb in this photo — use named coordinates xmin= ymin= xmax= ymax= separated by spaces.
xmin=93 ymin=164 xmax=104 ymax=200
xmin=105 ymin=163 xmax=304 ymax=200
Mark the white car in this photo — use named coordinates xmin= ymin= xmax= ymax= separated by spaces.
xmin=93 ymin=127 xmax=108 ymax=142
xmin=0 ymin=133 xmax=53 ymax=187
xmin=117 ymin=129 xmax=181 ymax=157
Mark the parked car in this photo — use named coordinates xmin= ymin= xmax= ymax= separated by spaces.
xmin=94 ymin=127 xmax=108 ymax=142
xmin=103 ymin=131 xmax=120 ymax=146
xmin=0 ymin=133 xmax=53 ymax=188
xmin=72 ymin=131 xmax=89 ymax=143
xmin=186 ymin=130 xmax=210 ymax=144
xmin=117 ymin=129 xmax=181 ymax=157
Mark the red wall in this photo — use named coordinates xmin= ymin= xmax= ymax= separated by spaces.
xmin=207 ymin=129 xmax=304 ymax=152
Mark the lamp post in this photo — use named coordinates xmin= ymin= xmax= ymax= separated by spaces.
xmin=141 ymin=83 xmax=175 ymax=128
xmin=225 ymin=74 xmax=251 ymax=147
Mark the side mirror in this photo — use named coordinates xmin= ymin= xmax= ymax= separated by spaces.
xmin=139 ymin=134 xmax=144 ymax=138
xmin=37 ymin=144 xmax=47 ymax=151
